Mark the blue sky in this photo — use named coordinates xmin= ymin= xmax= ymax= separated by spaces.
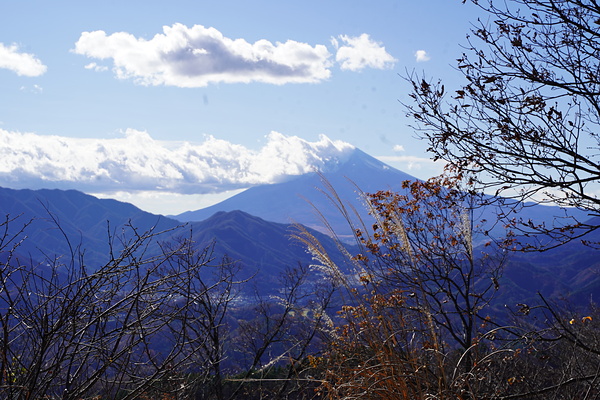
xmin=0 ymin=0 xmax=483 ymax=214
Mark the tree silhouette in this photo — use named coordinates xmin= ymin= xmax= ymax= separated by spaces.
xmin=405 ymin=0 xmax=600 ymax=248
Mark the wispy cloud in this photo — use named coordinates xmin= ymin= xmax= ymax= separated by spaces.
xmin=84 ymin=62 xmax=108 ymax=72
xmin=414 ymin=49 xmax=430 ymax=62
xmin=0 ymin=129 xmax=355 ymax=193
xmin=19 ymin=84 xmax=43 ymax=93
xmin=333 ymin=34 xmax=396 ymax=71
xmin=0 ymin=43 xmax=47 ymax=77
xmin=73 ymin=23 xmax=333 ymax=87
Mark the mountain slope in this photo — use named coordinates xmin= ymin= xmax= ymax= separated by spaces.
xmin=0 ymin=187 xmax=348 ymax=294
xmin=501 ymin=223 xmax=600 ymax=306
xmin=0 ymin=187 xmax=178 ymax=267
xmin=176 ymin=149 xmax=417 ymax=236
xmin=184 ymin=210 xmax=351 ymax=292
xmin=0 ymin=185 xmax=597 ymax=307
xmin=175 ymin=148 xmax=591 ymax=242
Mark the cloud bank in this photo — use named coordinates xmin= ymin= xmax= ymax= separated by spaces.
xmin=73 ymin=24 xmax=395 ymax=86
xmin=0 ymin=43 xmax=47 ymax=77
xmin=0 ymin=129 xmax=355 ymax=193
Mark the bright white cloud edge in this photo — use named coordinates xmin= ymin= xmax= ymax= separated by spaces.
xmin=334 ymin=34 xmax=396 ymax=71
xmin=415 ymin=49 xmax=431 ymax=62
xmin=73 ymin=23 xmax=333 ymax=87
xmin=0 ymin=128 xmax=452 ymax=215
xmin=0 ymin=43 xmax=47 ymax=77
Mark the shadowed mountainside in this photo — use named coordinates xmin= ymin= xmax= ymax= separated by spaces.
xmin=0 ymin=187 xmax=349 ymax=295
xmin=0 ymin=146 xmax=597 ymax=306
xmin=0 ymin=187 xmax=176 ymax=267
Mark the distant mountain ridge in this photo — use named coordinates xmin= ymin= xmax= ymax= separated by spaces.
xmin=0 ymin=186 xmax=347 ymax=295
xmin=175 ymin=148 xmax=591 ymax=241
xmin=176 ymin=149 xmax=417 ymax=236
xmin=170 ymin=147 xmax=600 ymax=307
xmin=0 ymin=147 xmax=597 ymax=307
xmin=0 ymin=187 xmax=176 ymax=267
xmin=0 ymin=181 xmax=597 ymax=308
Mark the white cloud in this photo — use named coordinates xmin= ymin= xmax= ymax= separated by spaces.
xmin=0 ymin=43 xmax=47 ymax=77
xmin=414 ymin=49 xmax=430 ymax=62
xmin=392 ymin=144 xmax=405 ymax=152
xmin=73 ymin=23 xmax=333 ymax=87
xmin=0 ymin=129 xmax=355 ymax=194
xmin=334 ymin=34 xmax=396 ymax=71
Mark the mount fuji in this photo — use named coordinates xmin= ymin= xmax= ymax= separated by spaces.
xmin=175 ymin=149 xmax=416 ymax=238
xmin=174 ymin=148 xmax=591 ymax=242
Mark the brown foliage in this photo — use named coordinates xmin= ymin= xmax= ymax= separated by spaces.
xmin=298 ymin=178 xmax=510 ymax=399
xmin=302 ymin=176 xmax=600 ymax=399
